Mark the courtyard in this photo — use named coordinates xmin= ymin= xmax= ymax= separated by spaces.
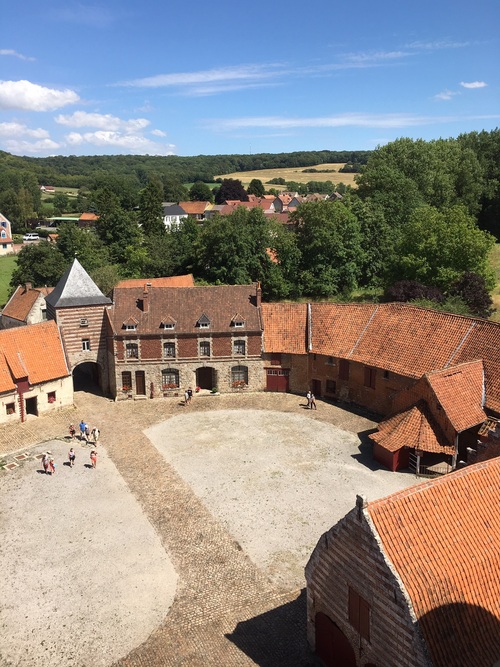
xmin=0 ymin=392 xmax=419 ymax=666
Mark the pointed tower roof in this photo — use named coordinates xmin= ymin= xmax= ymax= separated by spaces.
xmin=45 ymin=258 xmax=111 ymax=308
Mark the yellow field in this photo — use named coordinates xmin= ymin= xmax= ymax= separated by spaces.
xmin=215 ymin=163 xmax=358 ymax=189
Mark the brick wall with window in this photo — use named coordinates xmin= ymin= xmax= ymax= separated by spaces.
xmin=305 ymin=504 xmax=429 ymax=667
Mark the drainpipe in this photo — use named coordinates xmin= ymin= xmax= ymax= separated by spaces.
xmin=18 ymin=387 xmax=25 ymax=423
xmin=452 ymin=435 xmax=459 ymax=469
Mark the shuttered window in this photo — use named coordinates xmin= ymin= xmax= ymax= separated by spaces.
xmin=348 ymin=587 xmax=370 ymax=641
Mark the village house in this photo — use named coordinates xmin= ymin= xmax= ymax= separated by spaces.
xmin=0 ymin=212 xmax=14 ymax=256
xmin=0 ymin=320 xmax=72 ymax=424
xmin=162 ymin=203 xmax=188 ymax=228
xmin=1 ymin=283 xmax=53 ymax=329
xmin=305 ymin=457 xmax=500 ymax=667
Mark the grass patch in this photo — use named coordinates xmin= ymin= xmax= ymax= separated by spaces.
xmin=215 ymin=163 xmax=358 ymax=189
xmin=0 ymin=255 xmax=17 ymax=307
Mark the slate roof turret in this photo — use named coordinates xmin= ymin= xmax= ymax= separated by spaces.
xmin=45 ymin=258 xmax=111 ymax=309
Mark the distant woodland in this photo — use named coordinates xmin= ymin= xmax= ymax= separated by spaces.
xmin=2 ymin=130 xmax=500 ymax=319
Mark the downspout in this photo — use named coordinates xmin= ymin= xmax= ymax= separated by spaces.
xmin=307 ymin=303 xmax=312 ymax=388
xmin=17 ymin=386 xmax=25 ymax=423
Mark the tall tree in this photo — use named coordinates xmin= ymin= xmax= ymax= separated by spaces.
xmin=10 ymin=242 xmax=66 ymax=289
xmin=214 ymin=179 xmax=249 ymax=204
xmin=386 ymin=205 xmax=496 ymax=290
xmin=138 ymin=180 xmax=165 ymax=236
xmin=189 ymin=181 xmax=214 ymax=202
xmin=247 ymin=179 xmax=265 ymax=197
xmin=292 ymin=200 xmax=363 ymax=297
xmin=56 ymin=223 xmax=110 ymax=273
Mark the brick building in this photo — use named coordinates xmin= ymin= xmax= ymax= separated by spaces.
xmin=0 ymin=320 xmax=72 ymax=424
xmin=1 ymin=283 xmax=53 ymax=329
xmin=305 ymin=457 xmax=500 ymax=667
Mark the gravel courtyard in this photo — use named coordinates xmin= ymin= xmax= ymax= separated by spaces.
xmin=146 ymin=409 xmax=416 ymax=588
xmin=0 ymin=392 xmax=419 ymax=666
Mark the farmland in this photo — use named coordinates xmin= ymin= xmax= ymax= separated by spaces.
xmin=215 ymin=163 xmax=358 ymax=189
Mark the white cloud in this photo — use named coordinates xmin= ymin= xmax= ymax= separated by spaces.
xmin=460 ymin=81 xmax=487 ymax=89
xmin=151 ymin=129 xmax=167 ymax=137
xmin=434 ymin=89 xmax=460 ymax=101
xmin=4 ymin=138 xmax=60 ymax=154
xmin=63 ymin=130 xmax=176 ymax=155
xmin=405 ymin=40 xmax=470 ymax=51
xmin=0 ymin=122 xmax=50 ymax=139
xmin=123 ymin=64 xmax=283 ymax=89
xmin=0 ymin=80 xmax=79 ymax=111
xmin=53 ymin=3 xmax=114 ymax=27
xmin=0 ymin=49 xmax=35 ymax=62
xmin=204 ymin=112 xmax=500 ymax=132
xmin=55 ymin=110 xmax=150 ymax=133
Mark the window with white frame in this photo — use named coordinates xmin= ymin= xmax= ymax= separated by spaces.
xmin=199 ymin=341 xmax=210 ymax=357
xmin=126 ymin=343 xmax=139 ymax=358
xmin=162 ymin=369 xmax=179 ymax=388
xmin=82 ymin=339 xmax=91 ymax=351
xmin=231 ymin=365 xmax=248 ymax=386
xmin=163 ymin=342 xmax=176 ymax=358
xmin=234 ymin=339 xmax=246 ymax=355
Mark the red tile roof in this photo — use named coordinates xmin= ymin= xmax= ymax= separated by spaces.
xmin=79 ymin=212 xmax=99 ymax=221
xmin=114 ymin=275 xmax=195 ymax=289
xmin=261 ymin=303 xmax=308 ymax=354
xmin=369 ymin=401 xmax=455 ymax=455
xmin=426 ymin=360 xmax=486 ymax=432
xmin=368 ymin=458 xmax=500 ymax=667
xmin=2 ymin=286 xmax=53 ymax=322
xmin=0 ymin=320 xmax=69 ymax=392
xmin=178 ymin=201 xmax=210 ymax=215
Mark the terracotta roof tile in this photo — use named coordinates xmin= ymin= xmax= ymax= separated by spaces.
xmin=369 ymin=401 xmax=454 ymax=454
xmin=178 ymin=201 xmax=210 ymax=215
xmin=368 ymin=458 xmax=500 ymax=667
xmin=427 ymin=360 xmax=486 ymax=432
xmin=261 ymin=303 xmax=308 ymax=354
xmin=79 ymin=213 xmax=99 ymax=221
xmin=311 ymin=303 xmax=378 ymax=357
xmin=114 ymin=275 xmax=195 ymax=289
xmin=0 ymin=321 xmax=69 ymax=390
xmin=2 ymin=286 xmax=53 ymax=322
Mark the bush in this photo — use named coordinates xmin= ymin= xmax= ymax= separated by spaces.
xmin=450 ymin=272 xmax=494 ymax=319
xmin=384 ymin=280 xmax=444 ymax=304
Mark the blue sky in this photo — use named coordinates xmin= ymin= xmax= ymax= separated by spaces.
xmin=1 ymin=0 xmax=499 ymax=157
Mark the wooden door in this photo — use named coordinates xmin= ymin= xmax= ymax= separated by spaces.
xmin=315 ymin=612 xmax=356 ymax=667
xmin=135 ymin=371 xmax=146 ymax=395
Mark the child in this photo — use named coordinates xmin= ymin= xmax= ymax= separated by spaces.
xmin=69 ymin=423 xmax=76 ymax=439
xmin=42 ymin=453 xmax=50 ymax=474
xmin=68 ymin=448 xmax=76 ymax=467
xmin=49 ymin=458 xmax=56 ymax=475
xmin=90 ymin=450 xmax=97 ymax=469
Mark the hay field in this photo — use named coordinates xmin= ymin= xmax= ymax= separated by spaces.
xmin=215 ymin=163 xmax=358 ymax=188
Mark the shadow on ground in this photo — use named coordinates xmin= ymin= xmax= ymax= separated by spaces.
xmin=226 ymin=589 xmax=317 ymax=666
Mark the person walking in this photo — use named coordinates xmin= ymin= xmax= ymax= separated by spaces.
xmin=69 ymin=423 xmax=76 ymax=439
xmin=310 ymin=393 xmax=317 ymax=410
xmin=68 ymin=448 xmax=76 ymax=467
xmin=79 ymin=420 xmax=86 ymax=440
xmin=90 ymin=450 xmax=97 ymax=469
xmin=184 ymin=389 xmax=189 ymax=406
xmin=91 ymin=426 xmax=99 ymax=444
xmin=84 ymin=424 xmax=91 ymax=442
xmin=187 ymin=387 xmax=193 ymax=404
xmin=306 ymin=390 xmax=312 ymax=409
xmin=42 ymin=453 xmax=50 ymax=474
xmin=49 ymin=458 xmax=56 ymax=475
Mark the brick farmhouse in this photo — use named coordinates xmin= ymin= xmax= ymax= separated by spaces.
xmin=1 ymin=259 xmax=499 ymax=475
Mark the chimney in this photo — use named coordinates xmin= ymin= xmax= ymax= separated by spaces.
xmin=256 ymin=281 xmax=262 ymax=307
xmin=25 ymin=282 xmax=32 ymax=293
xmin=142 ymin=284 xmax=149 ymax=313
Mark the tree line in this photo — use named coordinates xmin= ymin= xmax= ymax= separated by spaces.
xmin=6 ymin=129 xmax=500 ymax=319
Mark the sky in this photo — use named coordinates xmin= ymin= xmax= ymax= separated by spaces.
xmin=1 ymin=0 xmax=499 ymax=158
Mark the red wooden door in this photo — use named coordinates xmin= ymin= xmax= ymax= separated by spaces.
xmin=266 ymin=369 xmax=289 ymax=392
xmin=315 ymin=612 xmax=356 ymax=667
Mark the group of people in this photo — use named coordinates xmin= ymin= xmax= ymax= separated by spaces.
xmin=42 ymin=447 xmax=97 ymax=474
xmin=306 ymin=390 xmax=317 ymax=410
xmin=184 ymin=387 xmax=193 ymax=406
xmin=69 ymin=421 xmax=100 ymax=443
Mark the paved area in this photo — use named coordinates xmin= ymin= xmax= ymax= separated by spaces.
xmin=0 ymin=391 xmax=418 ymax=666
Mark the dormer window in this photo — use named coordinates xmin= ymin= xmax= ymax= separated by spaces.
xmin=231 ymin=314 xmax=245 ymax=328
xmin=123 ymin=317 xmax=138 ymax=331
xmin=161 ymin=316 xmax=176 ymax=330
xmin=197 ymin=314 xmax=211 ymax=329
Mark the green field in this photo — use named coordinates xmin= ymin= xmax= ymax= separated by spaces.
xmin=0 ymin=255 xmax=17 ymax=307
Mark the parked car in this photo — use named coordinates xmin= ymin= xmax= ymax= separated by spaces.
xmin=23 ymin=233 xmax=39 ymax=242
